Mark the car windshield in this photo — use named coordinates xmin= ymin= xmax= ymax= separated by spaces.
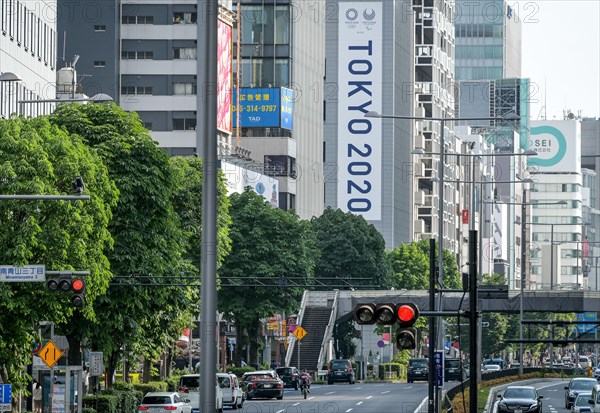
xmin=331 ymin=361 xmax=348 ymax=369
xmin=276 ymin=368 xmax=292 ymax=375
xmin=576 ymin=394 xmax=592 ymax=406
xmin=571 ymin=380 xmax=597 ymax=390
xmin=445 ymin=360 xmax=460 ymax=368
xmin=179 ymin=377 xmax=200 ymax=389
xmin=218 ymin=376 xmax=230 ymax=388
xmin=410 ymin=360 xmax=427 ymax=368
xmin=504 ymin=388 xmax=536 ymax=399
xmin=142 ymin=396 xmax=172 ymax=404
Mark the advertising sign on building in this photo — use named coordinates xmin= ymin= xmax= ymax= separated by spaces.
xmin=221 ymin=161 xmax=279 ymax=207
xmin=217 ymin=19 xmax=233 ymax=134
xmin=232 ymin=87 xmax=294 ymax=130
xmin=337 ymin=2 xmax=383 ymax=221
xmin=528 ymin=120 xmax=581 ymax=173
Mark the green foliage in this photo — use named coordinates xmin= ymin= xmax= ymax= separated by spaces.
xmin=49 ymin=103 xmax=199 ymax=377
xmin=133 ymin=381 xmax=168 ymax=394
xmin=333 ymin=319 xmax=359 ymax=359
xmin=391 ymin=349 xmax=410 ymax=365
xmin=387 ymin=240 xmax=462 ymax=290
xmin=95 ymin=394 xmax=119 ymax=413
xmin=218 ymin=190 xmax=318 ymax=362
xmin=164 ymin=376 xmax=180 ymax=392
xmin=101 ymin=388 xmax=139 ymax=412
xmin=0 ymin=115 xmax=117 ymax=388
xmin=228 ymin=366 xmax=256 ymax=377
xmin=311 ymin=208 xmax=390 ymax=288
xmin=378 ymin=363 xmax=406 ymax=380
xmin=82 ymin=408 xmax=97 ymax=413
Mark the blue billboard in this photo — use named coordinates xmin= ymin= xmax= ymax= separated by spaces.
xmin=232 ymin=87 xmax=294 ymax=130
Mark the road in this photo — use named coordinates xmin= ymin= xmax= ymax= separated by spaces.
xmin=535 ymin=380 xmax=573 ymax=413
xmin=237 ymin=382 xmax=429 ymax=413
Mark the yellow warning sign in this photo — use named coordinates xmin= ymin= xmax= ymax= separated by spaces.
xmin=39 ymin=340 xmax=63 ymax=369
xmin=293 ymin=326 xmax=307 ymax=341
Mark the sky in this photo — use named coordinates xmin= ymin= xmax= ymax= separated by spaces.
xmin=514 ymin=0 xmax=600 ymax=120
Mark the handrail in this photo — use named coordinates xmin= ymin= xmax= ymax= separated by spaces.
xmin=316 ymin=290 xmax=339 ymax=371
xmin=285 ymin=290 xmax=308 ymax=366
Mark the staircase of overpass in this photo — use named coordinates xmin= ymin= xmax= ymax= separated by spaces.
xmin=285 ymin=291 xmax=338 ymax=372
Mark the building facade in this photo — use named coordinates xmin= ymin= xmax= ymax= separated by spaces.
xmin=323 ymin=0 xmax=415 ymax=247
xmin=1 ymin=0 xmax=57 ymax=118
xmin=57 ymin=0 xmax=324 ymax=219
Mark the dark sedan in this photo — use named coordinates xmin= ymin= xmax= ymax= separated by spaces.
xmin=407 ymin=358 xmax=429 ymax=383
xmin=276 ymin=367 xmax=300 ymax=390
xmin=565 ymin=378 xmax=598 ymax=409
xmin=497 ymin=386 xmax=543 ymax=413
xmin=241 ymin=371 xmax=284 ymax=400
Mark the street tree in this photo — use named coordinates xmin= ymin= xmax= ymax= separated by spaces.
xmin=387 ymin=243 xmax=429 ymax=289
xmin=50 ymin=103 xmax=192 ymax=384
xmin=218 ymin=190 xmax=317 ymax=365
xmin=311 ymin=208 xmax=390 ymax=288
xmin=0 ymin=116 xmax=117 ymax=390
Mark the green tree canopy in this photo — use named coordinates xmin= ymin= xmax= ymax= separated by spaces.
xmin=311 ymin=208 xmax=390 ymax=288
xmin=49 ymin=103 xmax=192 ymax=381
xmin=218 ymin=190 xmax=317 ymax=363
xmin=0 ymin=116 xmax=118 ymax=389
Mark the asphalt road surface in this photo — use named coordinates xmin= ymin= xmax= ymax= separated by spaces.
xmin=237 ymin=382 xmax=429 ymax=413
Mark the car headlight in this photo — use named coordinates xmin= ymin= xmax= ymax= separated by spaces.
xmin=530 ymin=403 xmax=538 ymax=409
xmin=498 ymin=402 xmax=507 ymax=409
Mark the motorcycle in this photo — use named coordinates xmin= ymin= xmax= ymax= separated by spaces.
xmin=300 ymin=377 xmax=309 ymax=399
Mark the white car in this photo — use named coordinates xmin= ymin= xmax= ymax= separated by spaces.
xmin=573 ymin=391 xmax=593 ymax=413
xmin=482 ymin=364 xmax=501 ymax=373
xmin=217 ymin=373 xmax=244 ymax=409
xmin=137 ymin=392 xmax=192 ymax=413
xmin=177 ymin=374 xmax=224 ymax=413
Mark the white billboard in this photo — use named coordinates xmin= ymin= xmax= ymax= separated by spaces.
xmin=337 ymin=2 xmax=382 ymax=221
xmin=528 ymin=120 xmax=581 ymax=173
xmin=221 ymin=161 xmax=279 ymax=207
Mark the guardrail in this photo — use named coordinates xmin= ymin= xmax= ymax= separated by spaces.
xmin=285 ymin=290 xmax=308 ymax=367
xmin=316 ymin=291 xmax=339 ymax=371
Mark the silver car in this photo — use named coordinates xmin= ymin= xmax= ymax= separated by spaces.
xmin=138 ymin=392 xmax=192 ymax=413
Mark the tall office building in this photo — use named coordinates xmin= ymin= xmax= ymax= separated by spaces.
xmin=323 ymin=1 xmax=415 ymax=247
xmin=455 ymin=0 xmax=521 ymax=81
xmin=1 ymin=0 xmax=57 ymax=118
xmin=581 ymin=118 xmax=600 ymax=290
xmin=57 ymin=0 xmax=325 ymax=219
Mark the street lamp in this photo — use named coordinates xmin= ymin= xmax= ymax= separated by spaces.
xmin=485 ymin=198 xmax=567 ymax=375
xmin=366 ymin=110 xmax=520 ymax=413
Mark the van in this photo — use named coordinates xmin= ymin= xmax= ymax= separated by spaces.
xmin=590 ymin=384 xmax=600 ymax=412
xmin=217 ymin=372 xmax=244 ymax=409
xmin=579 ymin=355 xmax=591 ymax=368
xmin=178 ymin=374 xmax=224 ymax=413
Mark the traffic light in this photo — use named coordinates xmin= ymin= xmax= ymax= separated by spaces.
xmin=46 ymin=274 xmax=85 ymax=307
xmin=396 ymin=303 xmax=419 ymax=350
xmin=353 ymin=303 xmax=420 ymax=349
xmin=71 ymin=278 xmax=85 ymax=307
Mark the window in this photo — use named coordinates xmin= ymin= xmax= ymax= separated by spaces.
xmin=94 ymin=25 xmax=106 ymax=31
xmin=143 ymin=122 xmax=152 ymax=130
xmin=121 ymin=86 xmax=152 ymax=95
xmin=173 ymin=12 xmax=197 ymax=24
xmin=122 ymin=16 xmax=153 ymax=24
xmin=174 ymin=47 xmax=197 ymax=59
xmin=173 ymin=118 xmax=197 ymax=130
xmin=94 ymin=60 xmax=106 ymax=67
xmin=121 ymin=51 xmax=153 ymax=60
xmin=173 ymin=82 xmax=197 ymax=95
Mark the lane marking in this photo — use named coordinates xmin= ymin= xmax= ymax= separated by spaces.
xmin=366 ymin=396 xmax=373 ymax=399
xmin=415 ymin=396 xmax=428 ymax=413
xmin=308 ymin=396 xmax=315 ymax=400
xmin=405 ymin=386 xmax=413 ymax=390
xmin=276 ymin=410 xmax=284 ymax=413
xmin=381 ymin=390 xmax=391 ymax=394
xmin=356 ymin=401 xmax=363 ymax=405
xmin=354 ymin=387 xmax=362 ymax=390
xmin=345 ymin=409 xmax=353 ymax=413
xmin=325 ymin=391 xmax=335 ymax=395
xmin=293 ymin=403 xmax=300 ymax=406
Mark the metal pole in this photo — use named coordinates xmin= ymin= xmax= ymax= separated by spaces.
xmin=519 ymin=189 xmax=526 ymax=375
xmin=469 ymin=229 xmax=478 ymax=413
xmin=436 ymin=119 xmax=445 ymax=413
xmin=297 ymin=341 xmax=300 ymax=369
xmin=360 ymin=324 xmax=364 ymax=381
xmin=549 ymin=224 xmax=554 ymax=363
xmin=199 ymin=0 xmax=218 ymax=411
xmin=428 ymin=238 xmax=436 ymax=413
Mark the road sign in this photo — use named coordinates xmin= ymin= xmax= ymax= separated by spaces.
xmin=377 ymin=340 xmax=385 ymax=348
xmin=0 ymin=384 xmax=12 ymax=412
xmin=293 ymin=326 xmax=307 ymax=341
xmin=89 ymin=352 xmax=104 ymax=376
xmin=39 ymin=340 xmax=63 ymax=368
xmin=434 ymin=351 xmax=444 ymax=387
xmin=0 ymin=264 xmax=45 ymax=282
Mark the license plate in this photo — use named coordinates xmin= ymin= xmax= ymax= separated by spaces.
xmin=514 ymin=410 xmax=522 ymax=413
xmin=336 ymin=372 xmax=341 ymax=375
xmin=263 ymin=384 xmax=272 ymax=388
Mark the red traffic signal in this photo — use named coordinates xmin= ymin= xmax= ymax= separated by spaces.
xmin=396 ymin=303 xmax=420 ymax=327
xmin=71 ymin=279 xmax=85 ymax=307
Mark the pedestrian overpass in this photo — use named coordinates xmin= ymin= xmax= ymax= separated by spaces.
xmin=285 ymin=289 xmax=600 ymax=371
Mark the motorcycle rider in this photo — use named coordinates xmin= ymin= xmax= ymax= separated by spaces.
xmin=300 ymin=369 xmax=312 ymax=393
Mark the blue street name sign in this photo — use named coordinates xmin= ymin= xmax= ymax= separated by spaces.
xmin=434 ymin=351 xmax=444 ymax=387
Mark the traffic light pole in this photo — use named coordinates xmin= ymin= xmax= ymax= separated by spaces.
xmin=428 ymin=239 xmax=436 ymax=413
xmin=469 ymin=230 xmax=478 ymax=412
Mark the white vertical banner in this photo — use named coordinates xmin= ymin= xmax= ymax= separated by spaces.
xmin=337 ymin=2 xmax=383 ymax=221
